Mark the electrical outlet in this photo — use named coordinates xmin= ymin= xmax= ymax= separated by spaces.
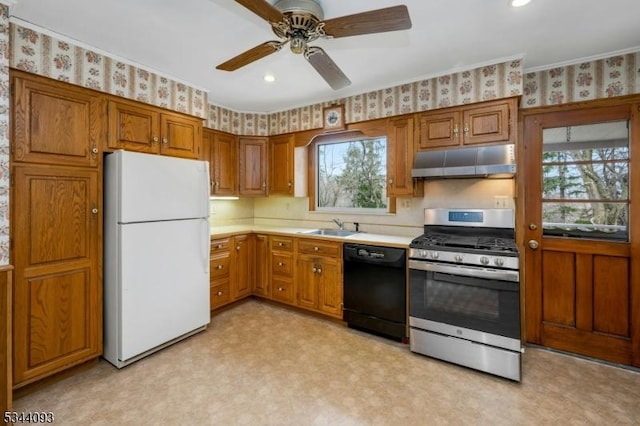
xmin=494 ymin=196 xmax=509 ymax=208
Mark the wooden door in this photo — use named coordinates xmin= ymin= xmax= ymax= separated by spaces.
xmin=269 ymin=134 xmax=294 ymax=195
xmin=522 ymin=104 xmax=639 ymax=366
xmin=108 ymin=99 xmax=160 ymax=153
xmin=317 ymin=257 xmax=343 ymax=318
xmin=462 ymin=98 xmax=513 ymax=145
xmin=416 ymin=110 xmax=460 ymax=149
xmin=238 ymin=137 xmax=268 ymax=196
xmin=160 ymin=113 xmax=201 ymax=159
xmin=12 ymin=164 xmax=101 ymax=386
xmin=213 ymin=132 xmax=238 ymax=196
xmin=233 ymin=235 xmax=253 ymax=300
xmin=387 ymin=116 xmax=421 ymax=197
xmin=296 ymin=256 xmax=318 ymax=310
xmin=253 ymin=234 xmax=270 ymax=297
xmin=12 ymin=73 xmax=103 ymax=167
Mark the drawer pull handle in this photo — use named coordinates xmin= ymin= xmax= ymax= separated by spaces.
xmin=278 ymin=262 xmax=284 ymax=267
xmin=217 ymin=265 xmax=224 ymax=270
xmin=277 ymin=287 xmax=284 ymax=292
xmin=216 ymin=244 xmax=223 ymax=249
xmin=278 ymin=242 xmax=284 ymax=247
xmin=217 ymin=291 xmax=223 ymax=296
xmin=314 ymin=246 xmax=319 ymax=252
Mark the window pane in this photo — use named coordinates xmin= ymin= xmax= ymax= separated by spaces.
xmin=541 ymin=120 xmax=629 ymax=242
xmin=542 ymin=202 xmax=628 ymax=241
xmin=317 ymin=138 xmax=387 ymax=210
xmin=542 ymin=162 xmax=629 ymax=200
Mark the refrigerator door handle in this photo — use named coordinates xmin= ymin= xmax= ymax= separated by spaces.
xmin=202 ymin=218 xmax=210 ymax=274
xmin=203 ymin=162 xmax=211 ymax=214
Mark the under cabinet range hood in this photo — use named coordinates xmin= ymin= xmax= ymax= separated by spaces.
xmin=411 ymin=144 xmax=516 ymax=179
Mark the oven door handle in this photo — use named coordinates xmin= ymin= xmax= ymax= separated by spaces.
xmin=409 ymin=259 xmax=519 ymax=283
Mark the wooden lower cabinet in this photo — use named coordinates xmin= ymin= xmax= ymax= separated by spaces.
xmin=209 ymin=239 xmax=232 ymax=310
xmin=269 ymin=236 xmax=295 ymax=305
xmin=232 ymin=235 xmax=253 ymax=299
xmin=296 ymin=239 xmax=343 ymax=319
xmin=12 ymin=164 xmax=102 ymax=387
xmin=253 ymin=235 xmax=270 ymax=297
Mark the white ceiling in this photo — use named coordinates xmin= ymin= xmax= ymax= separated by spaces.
xmin=10 ymin=0 xmax=640 ymax=113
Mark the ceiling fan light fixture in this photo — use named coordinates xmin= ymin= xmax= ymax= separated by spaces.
xmin=510 ymin=0 xmax=531 ymax=7
xmin=290 ymin=35 xmax=307 ymax=54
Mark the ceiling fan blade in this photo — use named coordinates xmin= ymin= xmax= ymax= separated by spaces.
xmin=322 ymin=5 xmax=412 ymax=38
xmin=234 ymin=0 xmax=284 ymax=24
xmin=304 ymin=47 xmax=351 ymax=90
xmin=216 ymin=41 xmax=283 ymax=71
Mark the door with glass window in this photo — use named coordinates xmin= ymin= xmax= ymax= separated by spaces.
xmin=523 ymin=105 xmax=638 ymax=366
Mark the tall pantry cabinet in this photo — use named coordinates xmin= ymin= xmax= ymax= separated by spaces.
xmin=10 ymin=71 xmax=104 ymax=388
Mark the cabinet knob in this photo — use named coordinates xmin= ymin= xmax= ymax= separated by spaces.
xmin=277 ymin=261 xmax=284 ymax=267
xmin=317 ymin=268 xmax=322 ymax=274
xmin=162 ymin=137 xmax=168 ymax=145
xmin=278 ymin=242 xmax=284 ymax=247
xmin=217 ymin=244 xmax=223 ymax=249
xmin=287 ymin=181 xmax=292 ymax=188
xmin=91 ymin=146 xmax=98 ymax=155
xmin=236 ymin=246 xmax=240 ymax=251
xmin=277 ymin=287 xmax=284 ymax=292
xmin=314 ymin=246 xmax=319 ymax=252
xmin=463 ymin=124 xmax=469 ymax=136
xmin=216 ymin=264 xmax=224 ymax=270
xmin=262 ymin=181 xmax=267 ymax=188
xmin=453 ymin=125 xmax=459 ymax=136
xmin=388 ymin=178 xmax=394 ymax=185
xmin=152 ymin=136 xmax=159 ymax=144
xmin=217 ymin=291 xmax=223 ymax=296
xmin=91 ymin=207 xmax=98 ymax=214
xmin=528 ymin=240 xmax=539 ymax=250
xmin=312 ymin=267 xmax=317 ymax=273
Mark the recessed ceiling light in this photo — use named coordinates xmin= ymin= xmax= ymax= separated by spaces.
xmin=510 ymin=0 xmax=531 ymax=7
xmin=264 ymin=73 xmax=275 ymax=83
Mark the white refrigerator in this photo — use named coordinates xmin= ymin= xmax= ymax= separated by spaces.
xmin=103 ymin=150 xmax=211 ymax=368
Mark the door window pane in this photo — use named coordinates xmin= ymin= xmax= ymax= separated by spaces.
xmin=541 ymin=121 xmax=629 ymax=241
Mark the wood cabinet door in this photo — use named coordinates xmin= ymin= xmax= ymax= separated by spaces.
xmin=416 ymin=110 xmax=460 ymax=149
xmin=296 ymin=256 xmax=319 ymax=310
xmin=271 ymin=276 xmax=295 ymax=304
xmin=213 ymin=132 xmax=238 ymax=196
xmin=253 ymin=234 xmax=270 ymax=297
xmin=233 ymin=235 xmax=253 ymax=300
xmin=462 ymin=99 xmax=511 ymax=145
xmin=12 ymin=73 xmax=104 ymax=167
xmin=387 ymin=116 xmax=421 ymax=197
xmin=202 ymin=129 xmax=214 ymax=190
xmin=317 ymin=258 xmax=343 ymax=318
xmin=238 ymin=137 xmax=268 ymax=196
xmin=108 ymin=99 xmax=160 ymax=153
xmin=12 ymin=164 xmax=101 ymax=386
xmin=160 ymin=113 xmax=202 ymax=159
xmin=210 ymin=279 xmax=231 ymax=310
xmin=269 ymin=134 xmax=294 ymax=195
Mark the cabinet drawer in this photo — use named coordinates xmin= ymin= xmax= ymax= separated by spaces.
xmin=271 ymin=252 xmax=294 ymax=276
xmin=271 ymin=277 xmax=294 ymax=305
xmin=298 ymin=239 xmax=341 ymax=257
xmin=210 ymin=252 xmax=230 ymax=279
xmin=211 ymin=238 xmax=231 ymax=254
xmin=210 ymin=280 xmax=231 ymax=310
xmin=270 ymin=236 xmax=293 ymax=251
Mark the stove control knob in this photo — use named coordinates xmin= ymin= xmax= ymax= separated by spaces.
xmin=494 ymin=257 xmax=505 ymax=267
xmin=420 ymin=250 xmax=429 ymax=258
xmin=480 ymin=256 xmax=490 ymax=265
xmin=454 ymin=255 xmax=463 ymax=262
xmin=430 ymin=251 xmax=439 ymax=260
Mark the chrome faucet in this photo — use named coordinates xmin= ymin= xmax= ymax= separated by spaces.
xmin=332 ymin=218 xmax=344 ymax=230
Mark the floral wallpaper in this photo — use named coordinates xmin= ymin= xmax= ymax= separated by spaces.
xmin=207 ymin=59 xmax=524 ymax=135
xmin=522 ymin=52 xmax=640 ymax=107
xmin=0 ymin=4 xmax=8 ymax=266
xmin=10 ymin=23 xmax=208 ymax=119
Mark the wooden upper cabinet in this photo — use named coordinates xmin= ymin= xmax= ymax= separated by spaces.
xmin=108 ymin=98 xmax=202 ymax=159
xmin=213 ymin=131 xmax=238 ymax=196
xmin=160 ymin=113 xmax=202 ymax=159
xmin=416 ymin=97 xmax=517 ymax=150
xmin=387 ymin=116 xmax=422 ymax=197
xmin=11 ymin=72 xmax=105 ymax=167
xmin=269 ymin=134 xmax=294 ymax=196
xmin=238 ymin=136 xmax=268 ymax=196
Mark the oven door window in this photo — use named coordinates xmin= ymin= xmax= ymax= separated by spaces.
xmin=410 ymin=268 xmax=520 ymax=339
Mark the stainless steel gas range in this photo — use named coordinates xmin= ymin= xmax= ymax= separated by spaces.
xmin=408 ymin=208 xmax=522 ymax=381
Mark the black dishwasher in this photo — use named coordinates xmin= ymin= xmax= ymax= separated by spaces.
xmin=343 ymin=243 xmax=407 ymax=342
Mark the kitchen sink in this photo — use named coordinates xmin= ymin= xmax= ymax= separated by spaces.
xmin=304 ymin=228 xmax=356 ymax=237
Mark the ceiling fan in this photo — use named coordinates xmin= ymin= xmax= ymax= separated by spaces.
xmin=216 ymin=0 xmax=412 ymax=90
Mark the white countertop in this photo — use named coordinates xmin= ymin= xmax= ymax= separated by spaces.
xmin=210 ymin=225 xmax=413 ymax=248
